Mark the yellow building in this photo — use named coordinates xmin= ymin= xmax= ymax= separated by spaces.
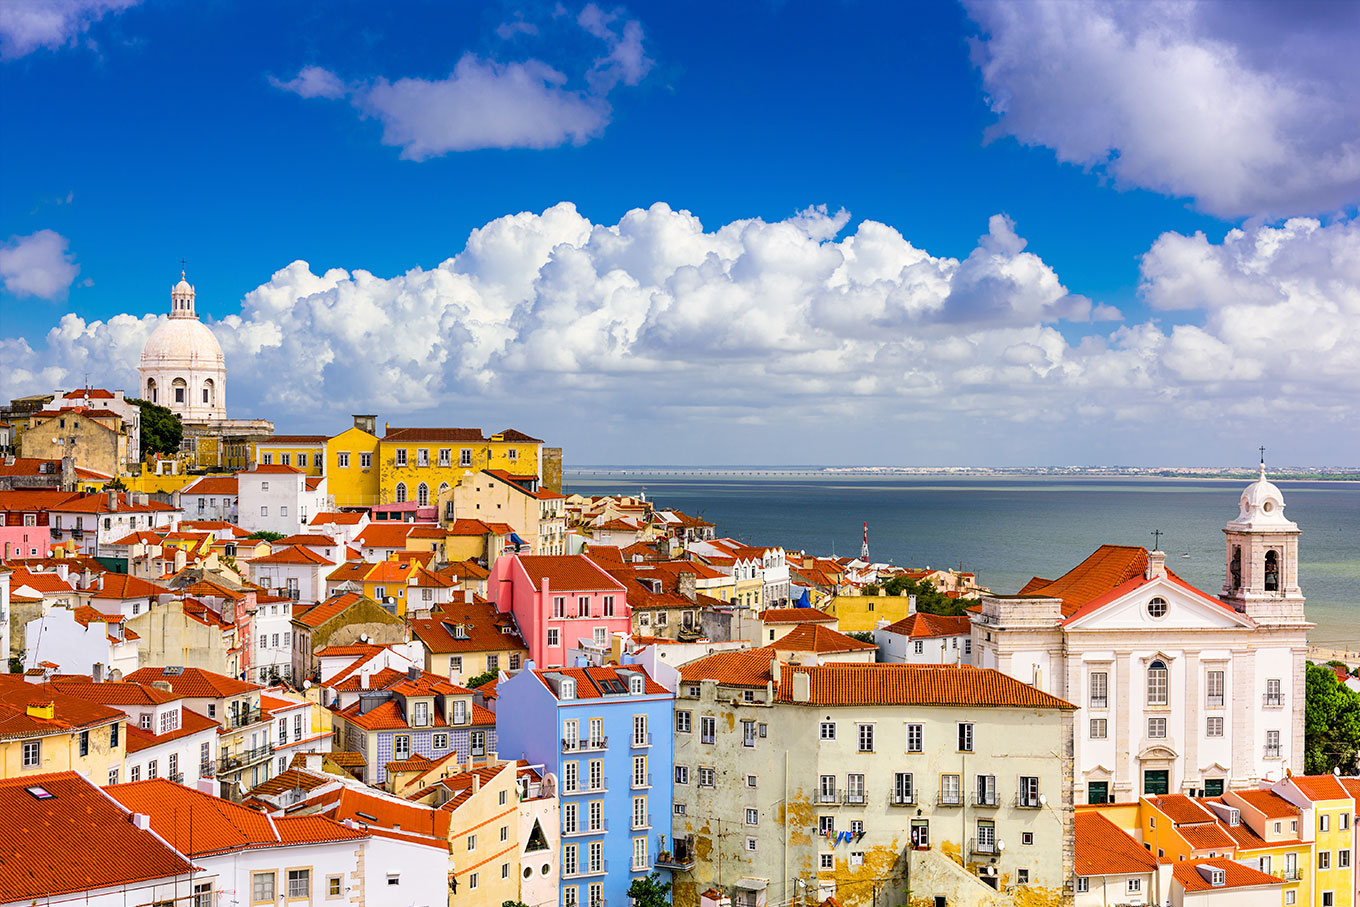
xmin=1280 ymin=775 xmax=1355 ymax=907
xmin=379 ymin=426 xmax=543 ymax=507
xmin=255 ymin=434 xmax=326 ymax=476
xmin=24 ymin=407 xmax=129 ymax=477
xmin=324 ymin=420 xmax=382 ymax=508
xmin=0 ymin=682 xmax=126 ymax=784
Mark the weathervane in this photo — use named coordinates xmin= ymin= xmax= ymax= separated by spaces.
xmin=1151 ymin=529 xmax=1163 ymax=551
xmin=1259 ymin=445 xmax=1266 ymax=464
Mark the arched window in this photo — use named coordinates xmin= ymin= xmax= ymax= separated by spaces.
xmin=417 ymin=483 xmax=429 ymax=506
xmin=438 ymin=482 xmax=450 ymax=497
xmin=1147 ymin=660 xmax=1168 ymax=706
xmin=395 ymin=482 xmax=407 ymax=503
xmin=171 ymin=377 xmax=187 ymax=405
xmin=203 ymin=378 xmax=215 ymax=406
xmin=1264 ymin=550 xmax=1279 ymax=591
xmin=1230 ymin=546 xmax=1242 ymax=590
xmin=146 ymin=378 xmax=158 ymax=403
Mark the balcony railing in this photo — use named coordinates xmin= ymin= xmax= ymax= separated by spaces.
xmin=842 ymin=791 xmax=867 ymax=806
xmin=888 ymin=792 xmax=915 ymax=807
xmin=972 ymin=792 xmax=1000 ymax=807
xmin=1263 ymin=693 xmax=1284 ymax=707
xmin=817 ymin=791 xmax=839 ymax=804
xmin=1272 ymin=868 xmax=1302 ymax=881
xmin=1207 ymin=694 xmax=1224 ymax=707
xmin=937 ymin=793 xmax=963 ymax=807
xmin=631 ymin=773 xmax=652 ymax=790
xmin=1089 ymin=697 xmax=1107 ymax=709
xmin=1016 ymin=793 xmax=1042 ymax=809
xmin=578 ymin=736 xmax=608 ymax=751
xmin=226 ymin=707 xmax=265 ymax=729
xmin=632 ymin=813 xmax=652 ymax=830
xmin=200 ymin=761 xmax=216 ymax=777
xmin=1264 ymin=746 xmax=1281 ymax=759
xmin=970 ymin=836 xmax=998 ymax=856
xmin=218 ymin=746 xmax=272 ymax=773
xmin=631 ymin=733 xmax=653 ymax=749
xmin=654 ymin=836 xmax=695 ymax=871
xmin=168 ymin=772 xmax=184 ymax=784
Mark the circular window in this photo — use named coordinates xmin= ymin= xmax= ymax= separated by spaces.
xmin=542 ymin=863 xmax=551 ymax=875
xmin=1147 ymin=597 xmax=1168 ymax=618
xmin=1263 ymin=501 xmax=1273 ymax=512
xmin=523 ymin=868 xmax=533 ymax=880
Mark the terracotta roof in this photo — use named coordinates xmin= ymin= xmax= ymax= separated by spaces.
xmin=322 ymin=785 xmax=451 ymax=840
xmin=535 ymin=664 xmax=670 ymax=700
xmin=250 ymin=545 xmax=332 ymax=565
xmin=356 ymin=524 xmax=416 ymax=549
xmin=0 ymin=489 xmax=82 ymax=512
xmin=773 ymin=664 xmax=1076 ymax=709
xmin=770 ymin=623 xmax=877 ymax=653
xmin=109 ymin=779 xmax=364 ymax=856
xmin=311 ymin=511 xmax=366 ymax=525
xmin=1178 ymin=821 xmax=1236 ymax=850
xmin=1342 ymin=777 xmax=1360 ymax=804
xmin=47 ymin=677 xmax=179 ymax=706
xmin=1147 ymin=794 xmax=1217 ymax=825
xmin=1018 ymin=545 xmax=1149 ymax=617
xmin=1171 ymin=858 xmax=1282 ymax=891
xmin=1289 ymin=773 xmax=1351 ymax=801
xmin=492 ymin=428 xmax=543 ymax=442
xmin=248 ymin=768 xmax=337 ymax=797
xmin=1074 ymin=811 xmax=1157 ymax=876
xmin=410 ymin=602 xmax=528 ymax=654
xmin=881 ymin=612 xmax=972 ymax=638
xmin=679 ymin=651 xmax=776 ymax=687
xmin=249 ymin=463 xmax=303 ymax=474
xmin=759 ymin=606 xmax=835 ymax=624
xmin=259 ymin=435 xmax=327 ymax=444
xmin=124 ymin=666 xmax=259 ymax=699
xmin=585 ymin=545 xmax=624 ymax=566
xmin=90 ymin=573 xmax=169 ymax=600
xmin=63 ymin=388 xmax=116 ymax=398
xmin=383 ymin=427 xmax=485 ymax=442
xmin=51 ymin=492 xmax=176 ymax=514
xmin=7 ymin=567 xmax=76 ymax=594
xmin=181 ymin=475 xmax=238 ymax=495
xmin=516 ymin=555 xmax=627 ymax=592
xmin=276 ymin=533 xmax=339 ymax=547
xmin=125 ymin=708 xmax=219 ymax=754
xmin=293 ymin=591 xmax=369 ymax=628
xmin=385 ymin=755 xmax=436 ymax=773
xmin=0 ymin=771 xmax=197 ymax=900
xmin=0 ymin=683 xmax=125 ymax=739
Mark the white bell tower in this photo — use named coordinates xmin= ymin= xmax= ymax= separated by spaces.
xmin=1219 ymin=455 xmax=1306 ymax=624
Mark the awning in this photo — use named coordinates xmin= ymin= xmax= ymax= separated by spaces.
xmin=509 ymin=532 xmax=528 ymax=549
xmin=735 ymin=878 xmax=769 ymax=891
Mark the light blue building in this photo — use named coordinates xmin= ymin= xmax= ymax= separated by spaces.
xmin=496 ymin=661 xmax=675 ymax=907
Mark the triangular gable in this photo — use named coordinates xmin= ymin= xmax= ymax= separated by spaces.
xmin=1063 ymin=575 xmax=1254 ymax=631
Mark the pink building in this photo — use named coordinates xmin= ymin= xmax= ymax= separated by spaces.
xmin=491 ymin=554 xmax=631 ymax=669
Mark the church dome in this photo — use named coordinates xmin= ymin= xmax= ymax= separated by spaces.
xmin=1231 ymin=461 xmax=1293 ymax=529
xmin=137 ymin=269 xmax=228 ymax=421
xmin=140 ymin=317 xmax=224 ymax=366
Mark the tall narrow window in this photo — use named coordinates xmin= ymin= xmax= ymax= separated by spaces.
xmin=1206 ymin=670 xmax=1225 ymax=707
xmin=395 ymin=482 xmax=407 ymax=503
xmin=1264 ymin=550 xmax=1280 ymax=591
xmin=1090 ymin=671 xmax=1109 ymax=708
xmin=1230 ymin=545 xmax=1242 ymax=590
xmin=1147 ymin=660 xmax=1169 ymax=706
xmin=417 ymin=483 xmax=429 ymax=505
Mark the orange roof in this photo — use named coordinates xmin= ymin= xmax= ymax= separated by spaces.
xmin=90 ymin=573 xmax=169 ymax=600
xmin=1179 ymin=821 xmax=1236 ymax=850
xmin=1018 ymin=545 xmax=1149 ymax=617
xmin=492 ymin=428 xmax=543 ymax=443
xmin=445 ymin=518 xmax=494 ymax=536
xmin=63 ymin=387 xmax=116 ymax=398
xmin=516 ymin=555 xmax=627 ymax=592
xmin=109 ymin=779 xmax=364 ymax=856
xmin=181 ymin=475 xmax=238 ymax=495
xmin=384 ymin=426 xmax=484 ymax=442
xmin=436 ymin=559 xmax=491 ymax=582
xmin=311 ymin=511 xmax=366 ymax=525
xmin=356 ymin=524 xmax=416 ymax=549
xmin=585 ymin=545 xmax=624 ymax=566
xmin=410 ymin=602 xmax=528 ymax=654
xmin=259 ymin=434 xmax=327 ymax=444
xmin=251 ymin=544 xmax=332 ymax=565
xmin=124 ymin=666 xmax=259 ymax=699
xmin=323 ymin=785 xmax=451 ymax=840
xmin=1148 ymin=793 xmax=1217 ymax=825
xmin=535 ymin=664 xmax=670 ymax=700
xmin=0 ymin=771 xmax=197 ymax=900
xmin=276 ymin=533 xmax=339 ymax=547
xmin=293 ymin=591 xmax=369 ymax=628
xmin=1171 ymin=857 xmax=1282 ymax=891
xmin=679 ymin=651 xmax=776 ymax=687
xmin=249 ymin=463 xmax=303 ymax=474
xmin=0 ymin=682 xmax=125 ymax=738
xmin=1074 ymin=811 xmax=1157 ymax=876
xmin=773 ymin=664 xmax=1075 ymax=709
xmin=125 ymin=708 xmax=219 ymax=754
xmin=759 ymin=606 xmax=835 ymax=624
xmin=769 ymin=623 xmax=877 ymax=653
xmin=881 ymin=612 xmax=972 ymax=638
xmin=7 ymin=567 xmax=76 ymax=594
xmin=1289 ymin=774 xmax=1351 ymax=801
xmin=48 ymin=677 xmax=180 ymax=706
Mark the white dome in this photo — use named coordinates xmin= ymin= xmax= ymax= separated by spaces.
xmin=140 ymin=317 xmax=224 ymax=366
xmin=1231 ymin=462 xmax=1294 ymax=529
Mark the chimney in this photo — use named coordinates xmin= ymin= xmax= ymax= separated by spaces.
xmin=131 ymin=813 xmax=152 ymax=830
xmin=907 ymin=594 xmax=917 ymax=616
xmin=1146 ymin=549 xmax=1167 ymax=580
xmin=55 ymin=563 xmax=69 ymax=582
xmin=304 ymin=752 xmax=323 ymax=772
xmin=353 ymin=414 xmax=377 ymax=434
xmin=407 ymin=666 xmax=420 ymax=681
xmin=792 ymin=670 xmax=811 ymax=703
xmin=151 ymin=680 xmax=173 ymax=692
xmin=360 ymin=672 xmax=369 ymax=689
xmin=471 ymin=773 xmax=481 ymax=794
xmin=107 ymin=489 xmax=117 ymax=510
xmin=678 ymin=571 xmax=696 ymax=602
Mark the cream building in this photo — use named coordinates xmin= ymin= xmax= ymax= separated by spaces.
xmin=974 ymin=464 xmax=1311 ymax=805
xmin=669 ymin=654 xmax=1075 ymax=907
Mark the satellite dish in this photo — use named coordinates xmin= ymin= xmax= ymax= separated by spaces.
xmin=360 ymin=633 xmax=369 ymax=643
xmin=997 ymin=840 xmax=1006 ymax=852
xmin=1039 ymin=793 xmax=1047 ymax=807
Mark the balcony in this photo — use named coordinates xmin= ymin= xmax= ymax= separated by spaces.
xmin=631 ymin=733 xmax=653 ymax=749
xmin=168 ymin=772 xmax=185 ymax=784
xmin=654 ymin=836 xmax=695 ymax=871
xmin=970 ymin=836 xmax=998 ymax=856
xmin=631 ymin=773 xmax=653 ymax=790
xmin=972 ymin=792 xmax=1000 ymax=808
xmin=1272 ymin=868 xmax=1302 ymax=882
xmin=217 ymin=746 xmax=271 ymax=774
xmin=1089 ymin=697 xmax=1107 ymax=710
xmin=888 ymin=793 xmax=915 ymax=807
xmin=841 ymin=791 xmax=867 ymax=806
xmin=579 ymin=736 xmax=609 ymax=752
xmin=937 ymin=792 xmax=963 ymax=807
xmin=1016 ymin=793 xmax=1042 ymax=809
xmin=584 ymin=777 xmax=609 ymax=793
xmin=817 ymin=791 xmax=839 ymax=805
xmin=1263 ymin=693 xmax=1284 ymax=708
xmin=1264 ymin=746 xmax=1281 ymax=759
xmin=1207 ymin=694 xmax=1224 ymax=707
xmin=199 ymin=761 xmax=216 ymax=778
xmin=226 ymin=707 xmax=265 ymax=729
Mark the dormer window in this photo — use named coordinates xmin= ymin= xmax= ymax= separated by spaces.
xmin=560 ymin=679 xmax=575 ymax=700
xmin=629 ymin=674 xmax=644 ymax=695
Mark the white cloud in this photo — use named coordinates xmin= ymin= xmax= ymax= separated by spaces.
xmin=0 ymin=229 xmax=79 ymax=300
xmin=4 ymin=205 xmax=1355 ymax=462
xmin=964 ymin=0 xmax=1360 ymax=218
xmin=272 ymin=5 xmax=652 ymax=157
xmin=0 ymin=0 xmax=137 ymax=59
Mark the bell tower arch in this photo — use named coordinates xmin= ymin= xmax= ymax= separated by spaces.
xmin=1219 ymin=456 xmax=1306 ymax=625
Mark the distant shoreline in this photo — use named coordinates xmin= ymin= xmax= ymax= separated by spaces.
xmin=566 ymin=466 xmax=1360 ymax=481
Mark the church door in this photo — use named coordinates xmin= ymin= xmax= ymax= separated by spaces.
xmin=1087 ymin=781 xmax=1109 ymax=804
xmin=1143 ymin=770 xmax=1169 ymax=795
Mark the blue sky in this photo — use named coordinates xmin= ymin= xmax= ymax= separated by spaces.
xmin=2 ymin=0 xmax=1358 ymax=465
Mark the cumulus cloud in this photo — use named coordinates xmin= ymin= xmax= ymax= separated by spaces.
xmin=0 ymin=0 xmax=138 ymax=59
xmin=272 ymin=5 xmax=651 ymax=157
xmin=0 ymin=229 xmax=80 ymax=300
xmin=6 ymin=204 xmax=1355 ymax=462
xmin=964 ymin=0 xmax=1360 ymax=218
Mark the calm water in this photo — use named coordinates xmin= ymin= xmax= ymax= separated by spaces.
xmin=565 ymin=470 xmax=1360 ymax=649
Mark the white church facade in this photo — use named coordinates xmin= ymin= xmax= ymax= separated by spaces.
xmin=973 ymin=463 xmax=1310 ymax=805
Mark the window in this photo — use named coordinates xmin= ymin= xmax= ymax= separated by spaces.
xmin=260 ymin=506 xmax=268 ymax=517
xmin=1206 ymin=669 xmax=1225 ymax=707
xmin=1076 ymin=878 xmax=1089 ymax=893
xmin=437 ymin=448 xmax=450 ymax=466
xmin=634 ymin=796 xmax=648 ymax=829
xmin=976 ymin=774 xmax=997 ymax=806
xmin=701 ymin=716 xmax=716 ymax=744
xmin=819 ymin=815 xmax=835 ymax=835
xmin=78 ymin=730 xmax=89 ymax=756
xmin=469 ymin=873 xmax=478 ymax=890
xmin=588 ymin=841 xmax=603 ymax=873
xmin=337 ymin=452 xmax=350 ymax=468
xmin=745 ymin=807 xmax=760 ymax=826
xmin=460 ymin=448 xmax=473 ymax=467
xmin=744 ymin=836 xmax=758 ymax=853
xmin=1318 ymin=851 xmax=1330 ymax=869
xmin=846 ymin=773 xmax=866 ymax=804
xmin=486 ymin=653 xmax=499 ymax=672
xmin=1266 ymin=729 xmax=1282 ymax=758
xmin=1285 ymin=893 xmax=1296 ymax=906
xmin=958 ymin=722 xmax=973 ymax=752
xmin=1019 ymin=776 xmax=1040 ymax=807
xmin=604 ymin=595 xmax=615 ymax=616
xmin=1021 ymin=831 xmax=1034 ymax=845
xmin=893 ymin=772 xmax=914 ymax=804
xmin=394 ymin=735 xmax=410 ymax=759
xmin=360 ymin=452 xmax=372 ymax=468
xmin=509 ymin=653 xmax=521 ymax=670
xmin=1089 ymin=671 xmax=1108 ymax=708
xmin=698 ymin=767 xmax=715 ymax=787
xmin=1322 ymin=894 xmax=1334 ymax=907
xmin=1148 ymin=717 xmax=1167 ymax=738
xmin=1090 ymin=718 xmax=1107 ymax=739
xmin=857 ymin=723 xmax=874 ymax=752
xmin=252 ymin=872 xmax=276 ymax=903
xmin=673 ymin=802 xmax=686 ymax=815
xmin=746 ymin=773 xmax=758 ymax=788
xmin=1206 ymin=716 xmax=1224 ymax=737
xmin=564 ymin=843 xmax=578 ymax=875
xmin=940 ymin=774 xmax=960 ymax=805
xmin=416 ymin=482 xmax=429 ymax=505
xmin=820 ymin=853 xmax=834 ymax=870
xmin=1147 ymin=660 xmax=1168 ymax=705
xmin=1147 ymin=596 xmax=1168 ymax=618
xmin=676 ymin=710 xmax=691 ymax=733
xmin=906 ymin=723 xmax=923 ymax=752
xmin=287 ymin=869 xmax=310 ymax=899
xmin=674 ymin=765 xmax=689 ymax=784
xmin=820 ymin=721 xmax=836 ymax=740
xmin=1127 ymin=878 xmax=1141 ymax=895
xmin=1340 ymin=848 xmax=1351 ymax=868
xmin=1343 ymin=813 xmax=1351 ymax=830
xmin=742 ymin=719 xmax=757 ymax=747
xmin=109 ymin=767 xmax=119 ymax=784
xmin=21 ymin=741 xmax=39 ymax=768
xmin=1265 ymin=677 xmax=1283 ymax=706
xmin=563 ymin=802 xmax=578 ymax=833
xmin=468 ymin=833 xmax=478 ymax=851
xmin=548 ymin=628 xmax=559 ymax=647
xmin=1320 ymin=814 xmax=1330 ymax=832
xmin=634 ymin=714 xmax=648 ymax=746
xmin=633 ymin=754 xmax=649 ymax=788
xmin=913 ymin=640 xmax=924 ymax=655
xmin=553 ymin=596 xmax=566 ymax=617
xmin=394 ymin=448 xmax=408 ymax=467
xmin=820 ymin=774 xmax=837 ymax=803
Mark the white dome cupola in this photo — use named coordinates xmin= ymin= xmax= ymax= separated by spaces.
xmin=1220 ymin=454 xmax=1306 ymax=625
xmin=137 ymin=266 xmax=227 ymax=423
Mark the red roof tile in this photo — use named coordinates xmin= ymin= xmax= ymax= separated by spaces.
xmin=410 ymin=602 xmax=528 ymax=654
xmin=124 ymin=667 xmax=259 ymax=699
xmin=769 ymin=623 xmax=877 ymax=653
xmin=881 ymin=612 xmax=973 ymax=639
xmin=1074 ymin=811 xmax=1157 ymax=876
xmin=1018 ymin=545 xmax=1149 ymax=617
xmin=535 ymin=664 xmax=670 ymax=699
xmin=1171 ymin=857 xmax=1282 ymax=891
xmin=773 ymin=664 xmax=1075 ymax=709
xmin=516 ymin=555 xmax=627 ymax=592
xmin=759 ymin=606 xmax=835 ymax=624
xmin=1289 ymin=774 xmax=1352 ymax=801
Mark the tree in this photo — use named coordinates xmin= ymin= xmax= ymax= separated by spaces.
xmin=877 ymin=576 xmax=977 ymax=616
xmin=1304 ymin=662 xmax=1360 ymax=775
xmin=247 ymin=530 xmax=286 ymax=542
xmin=626 ymin=873 xmax=671 ymax=907
xmin=465 ymin=670 xmax=497 ymax=689
xmin=129 ymin=397 xmax=182 ymax=457
xmin=848 ymin=630 xmax=876 ymax=645
xmin=501 ymin=901 xmax=529 ymax=907
xmin=102 ymin=476 xmax=128 ymax=491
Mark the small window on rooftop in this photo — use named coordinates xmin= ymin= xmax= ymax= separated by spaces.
xmin=25 ymin=786 xmax=55 ymax=800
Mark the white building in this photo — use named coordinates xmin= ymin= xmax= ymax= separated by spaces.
xmin=247 ymin=545 xmax=332 ymax=606
xmin=262 ymin=688 xmax=331 ymax=776
xmin=138 ymin=270 xmax=227 ymax=420
xmin=874 ymin=608 xmax=974 ymax=665
xmin=251 ymin=595 xmax=300 ymax=683
xmin=974 ymin=464 xmax=1310 ymax=804
xmin=24 ymin=606 xmax=139 ymax=680
xmin=48 ymin=490 xmax=181 ymax=557
xmin=177 ymin=474 xmax=239 ymax=523
xmin=238 ymin=464 xmax=330 ymax=536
